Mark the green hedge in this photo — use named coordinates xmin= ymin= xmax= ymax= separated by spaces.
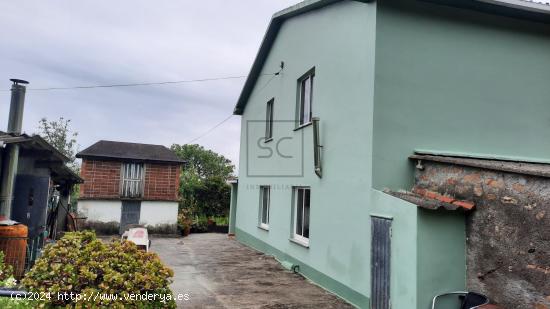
xmin=22 ymin=231 xmax=175 ymax=308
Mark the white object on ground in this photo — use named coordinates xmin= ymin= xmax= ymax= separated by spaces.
xmin=121 ymin=227 xmax=150 ymax=252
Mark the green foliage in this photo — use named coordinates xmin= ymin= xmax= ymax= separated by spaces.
xmin=191 ymin=214 xmax=209 ymax=233
xmin=0 ymin=251 xmax=35 ymax=308
xmin=0 ymin=251 xmax=14 ymax=283
xmin=170 ymin=144 xmax=234 ymax=180
xmin=171 ymin=144 xmax=233 ymax=218
xmin=37 ymin=117 xmax=80 ymax=173
xmin=0 ymin=298 xmax=35 ymax=309
xmin=22 ymin=231 xmax=175 ymax=308
xmin=38 ymin=117 xmax=80 ymax=200
xmin=192 ymin=177 xmax=231 ymax=217
xmin=37 ymin=117 xmax=78 ymax=163
xmin=213 ymin=216 xmax=229 ymax=226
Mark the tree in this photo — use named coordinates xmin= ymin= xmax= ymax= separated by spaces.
xmin=170 ymin=144 xmax=234 ymax=217
xmin=37 ymin=117 xmax=79 ymax=164
xmin=171 ymin=144 xmax=234 ymax=180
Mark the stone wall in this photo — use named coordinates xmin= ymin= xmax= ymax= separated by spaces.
xmin=413 ymin=157 xmax=550 ymax=309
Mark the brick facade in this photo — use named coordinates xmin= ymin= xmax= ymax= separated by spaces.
xmin=143 ymin=163 xmax=180 ymax=201
xmin=79 ymin=159 xmax=180 ymax=201
xmin=79 ymin=160 xmax=121 ymax=199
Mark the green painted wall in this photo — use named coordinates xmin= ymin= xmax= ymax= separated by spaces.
xmin=237 ymin=1 xmax=377 ymax=307
xmin=231 ymin=0 xmax=537 ymax=306
xmin=369 ymin=190 xmax=419 ymax=308
xmin=417 ymin=210 xmax=466 ymax=309
xmin=372 ymin=0 xmax=550 ymax=191
xmin=228 ymin=182 xmax=238 ymax=234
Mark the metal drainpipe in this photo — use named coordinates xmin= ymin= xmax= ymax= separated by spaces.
xmin=0 ymin=79 xmax=29 ymax=220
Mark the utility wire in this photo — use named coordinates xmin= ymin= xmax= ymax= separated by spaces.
xmin=183 ymin=65 xmax=284 ymax=144
xmin=0 ymin=73 xmax=276 ymax=92
xmin=183 ymin=66 xmax=284 ymax=144
xmin=185 ymin=114 xmax=234 ymax=145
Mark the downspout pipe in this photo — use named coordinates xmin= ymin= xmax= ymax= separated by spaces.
xmin=0 ymin=79 xmax=29 ymax=220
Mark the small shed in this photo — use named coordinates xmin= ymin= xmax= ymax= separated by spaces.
xmin=0 ymin=132 xmax=83 ymax=238
xmin=76 ymin=140 xmax=183 ymax=234
xmin=0 ymin=132 xmax=82 ymax=255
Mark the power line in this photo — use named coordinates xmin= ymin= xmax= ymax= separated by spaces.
xmin=183 ymin=66 xmax=284 ymax=144
xmin=0 ymin=73 xmax=276 ymax=92
xmin=185 ymin=114 xmax=234 ymax=145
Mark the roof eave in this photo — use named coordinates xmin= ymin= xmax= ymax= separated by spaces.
xmin=76 ymin=154 xmax=185 ymax=164
xmin=233 ymin=0 xmax=373 ymax=116
xmin=233 ymin=0 xmax=549 ymax=115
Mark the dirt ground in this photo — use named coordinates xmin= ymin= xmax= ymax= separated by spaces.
xmin=150 ymin=233 xmax=354 ymax=309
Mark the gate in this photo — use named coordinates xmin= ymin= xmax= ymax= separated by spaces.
xmin=371 ymin=216 xmax=392 ymax=309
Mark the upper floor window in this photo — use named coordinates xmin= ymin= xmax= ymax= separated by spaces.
xmin=259 ymin=186 xmax=270 ymax=230
xmin=121 ymin=163 xmax=144 ymax=198
xmin=265 ymin=99 xmax=274 ymax=141
xmin=297 ymin=68 xmax=314 ymax=126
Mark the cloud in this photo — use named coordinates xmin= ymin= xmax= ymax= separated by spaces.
xmin=0 ymin=0 xmax=300 ymax=170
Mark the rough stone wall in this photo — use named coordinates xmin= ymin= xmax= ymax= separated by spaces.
xmin=414 ymin=161 xmax=550 ymax=309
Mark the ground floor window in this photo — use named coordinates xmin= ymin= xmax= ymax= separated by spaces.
xmin=259 ymin=186 xmax=270 ymax=229
xmin=293 ymin=187 xmax=310 ymax=246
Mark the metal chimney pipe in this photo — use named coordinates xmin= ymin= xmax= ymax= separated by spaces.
xmin=0 ymin=79 xmax=29 ymax=220
xmin=7 ymin=79 xmax=28 ymax=134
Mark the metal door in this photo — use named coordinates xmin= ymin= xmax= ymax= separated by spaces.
xmin=120 ymin=201 xmax=141 ymax=234
xmin=371 ymin=216 xmax=392 ymax=309
xmin=12 ymin=175 xmax=49 ymax=239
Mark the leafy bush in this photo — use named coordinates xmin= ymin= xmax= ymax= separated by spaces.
xmin=0 ymin=251 xmax=14 ymax=283
xmin=22 ymin=231 xmax=175 ymax=308
xmin=0 ymin=298 xmax=35 ymax=309
xmin=0 ymin=251 xmax=35 ymax=308
xmin=191 ymin=214 xmax=209 ymax=233
xmin=213 ymin=216 xmax=229 ymax=226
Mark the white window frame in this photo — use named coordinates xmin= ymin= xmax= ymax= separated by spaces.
xmin=297 ymin=68 xmax=314 ymax=127
xmin=265 ymin=99 xmax=274 ymax=141
xmin=259 ymin=186 xmax=270 ymax=230
xmin=292 ymin=187 xmax=310 ymax=247
xmin=120 ymin=162 xmax=145 ymax=198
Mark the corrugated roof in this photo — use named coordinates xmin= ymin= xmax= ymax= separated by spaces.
xmin=0 ymin=131 xmax=70 ymax=163
xmin=0 ymin=131 xmax=81 ymax=184
xmin=51 ymin=164 xmax=83 ymax=185
xmin=76 ymin=140 xmax=184 ymax=163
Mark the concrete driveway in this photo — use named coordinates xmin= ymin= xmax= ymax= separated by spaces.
xmin=150 ymin=233 xmax=354 ymax=309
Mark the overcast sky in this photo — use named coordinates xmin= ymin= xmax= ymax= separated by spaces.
xmin=0 ymin=0 xmax=299 ymax=170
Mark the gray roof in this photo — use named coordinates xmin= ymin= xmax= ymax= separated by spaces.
xmin=76 ymin=140 xmax=184 ymax=164
xmin=0 ymin=132 xmax=82 ymax=184
xmin=233 ymin=0 xmax=550 ymax=115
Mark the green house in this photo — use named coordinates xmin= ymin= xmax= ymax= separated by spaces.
xmin=229 ymin=0 xmax=550 ymax=308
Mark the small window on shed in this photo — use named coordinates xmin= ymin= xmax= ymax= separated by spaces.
xmin=121 ymin=163 xmax=144 ymax=198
